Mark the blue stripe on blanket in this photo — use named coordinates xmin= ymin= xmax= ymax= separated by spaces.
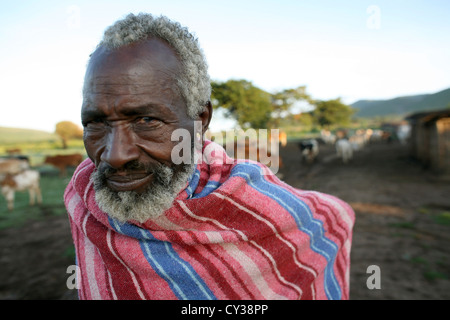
xmin=109 ymin=218 xmax=216 ymax=300
xmin=185 ymin=168 xmax=201 ymax=198
xmin=186 ymin=167 xmax=223 ymax=199
xmin=229 ymin=163 xmax=342 ymax=300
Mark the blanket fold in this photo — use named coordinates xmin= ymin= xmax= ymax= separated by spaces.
xmin=64 ymin=140 xmax=355 ymax=300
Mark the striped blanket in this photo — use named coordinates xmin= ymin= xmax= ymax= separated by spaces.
xmin=64 ymin=140 xmax=355 ymax=300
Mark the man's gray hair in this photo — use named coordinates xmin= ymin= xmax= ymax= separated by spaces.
xmin=96 ymin=13 xmax=211 ymax=119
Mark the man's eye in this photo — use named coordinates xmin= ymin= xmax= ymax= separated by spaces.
xmin=135 ymin=117 xmax=162 ymax=126
xmin=137 ymin=117 xmax=155 ymax=124
xmin=84 ymin=119 xmax=107 ymax=130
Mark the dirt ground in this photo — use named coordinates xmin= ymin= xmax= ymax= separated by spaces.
xmin=0 ymin=139 xmax=449 ymax=300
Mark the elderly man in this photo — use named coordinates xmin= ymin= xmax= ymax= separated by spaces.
xmin=64 ymin=13 xmax=355 ymax=300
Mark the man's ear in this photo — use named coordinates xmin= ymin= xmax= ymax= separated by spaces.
xmin=198 ymin=101 xmax=213 ymax=134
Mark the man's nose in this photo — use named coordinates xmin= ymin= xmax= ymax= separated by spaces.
xmin=100 ymin=125 xmax=140 ymax=169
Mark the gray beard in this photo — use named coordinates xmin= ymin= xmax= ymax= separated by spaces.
xmin=91 ymin=161 xmax=196 ymax=223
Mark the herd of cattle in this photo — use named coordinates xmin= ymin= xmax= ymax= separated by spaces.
xmin=299 ymin=127 xmax=400 ymax=165
xmin=227 ymin=128 xmax=386 ymax=168
xmin=298 ymin=129 xmax=356 ymax=164
xmin=0 ymin=154 xmax=83 ymax=211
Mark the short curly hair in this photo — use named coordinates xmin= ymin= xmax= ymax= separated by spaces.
xmin=93 ymin=13 xmax=211 ymax=119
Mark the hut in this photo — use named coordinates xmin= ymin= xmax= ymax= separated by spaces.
xmin=406 ymin=109 xmax=450 ymax=174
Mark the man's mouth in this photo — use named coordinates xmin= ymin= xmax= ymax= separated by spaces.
xmin=105 ymin=172 xmax=154 ymax=192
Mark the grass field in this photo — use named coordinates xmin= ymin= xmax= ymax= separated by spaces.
xmin=0 ymin=127 xmax=86 ymax=228
xmin=0 ymin=127 xmax=59 ymax=144
xmin=0 ymin=126 xmax=86 ymax=163
xmin=0 ymin=168 xmax=74 ymax=229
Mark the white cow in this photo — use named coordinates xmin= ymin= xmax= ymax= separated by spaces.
xmin=349 ymin=134 xmax=365 ymax=151
xmin=335 ymin=139 xmax=353 ymax=164
xmin=321 ymin=129 xmax=336 ymax=145
xmin=1 ymin=170 xmax=42 ymax=211
xmin=397 ymin=124 xmax=411 ymax=145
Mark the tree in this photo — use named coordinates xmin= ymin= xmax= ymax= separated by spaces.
xmin=55 ymin=121 xmax=83 ymax=149
xmin=211 ymin=80 xmax=312 ymax=129
xmin=270 ymin=86 xmax=312 ymax=127
xmin=211 ymin=80 xmax=273 ymax=129
xmin=311 ymin=98 xmax=355 ymax=128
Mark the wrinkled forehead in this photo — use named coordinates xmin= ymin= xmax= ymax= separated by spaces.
xmin=83 ymin=38 xmax=182 ymax=94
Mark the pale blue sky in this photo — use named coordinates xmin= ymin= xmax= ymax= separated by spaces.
xmin=1 ymin=0 xmax=449 ymax=132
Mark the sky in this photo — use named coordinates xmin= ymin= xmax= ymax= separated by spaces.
xmin=1 ymin=0 xmax=449 ymax=132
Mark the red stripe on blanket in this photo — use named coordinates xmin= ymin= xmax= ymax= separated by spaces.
xmin=262 ymin=173 xmax=354 ymax=298
xmin=82 ymin=213 xmax=145 ymax=300
xmin=300 ymin=194 xmax=348 ymax=295
xmin=188 ymin=232 xmax=257 ymax=299
xmin=214 ymin=189 xmax=316 ymax=300
xmin=165 ymin=231 xmax=242 ymax=299
xmin=173 ymin=200 xmax=298 ymax=298
xmin=180 ymin=189 xmax=316 ymax=299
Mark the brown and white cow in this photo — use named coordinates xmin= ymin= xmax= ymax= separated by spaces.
xmin=1 ymin=170 xmax=42 ymax=211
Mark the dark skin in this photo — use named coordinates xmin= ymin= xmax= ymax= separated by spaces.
xmin=81 ymin=38 xmax=212 ymax=193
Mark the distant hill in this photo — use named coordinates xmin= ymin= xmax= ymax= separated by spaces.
xmin=351 ymin=87 xmax=450 ymax=118
xmin=0 ymin=127 xmax=58 ymax=144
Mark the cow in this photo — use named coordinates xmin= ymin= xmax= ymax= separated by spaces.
xmin=0 ymin=158 xmax=29 ymax=176
xmin=44 ymin=153 xmax=83 ymax=177
xmin=1 ymin=170 xmax=42 ymax=211
xmin=370 ymin=129 xmax=384 ymax=143
xmin=397 ymin=124 xmax=411 ymax=145
xmin=299 ymin=139 xmax=319 ymax=164
xmin=320 ymin=129 xmax=336 ymax=145
xmin=349 ymin=134 xmax=365 ymax=151
xmin=335 ymin=139 xmax=353 ymax=164
xmin=6 ymin=148 xmax=22 ymax=155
